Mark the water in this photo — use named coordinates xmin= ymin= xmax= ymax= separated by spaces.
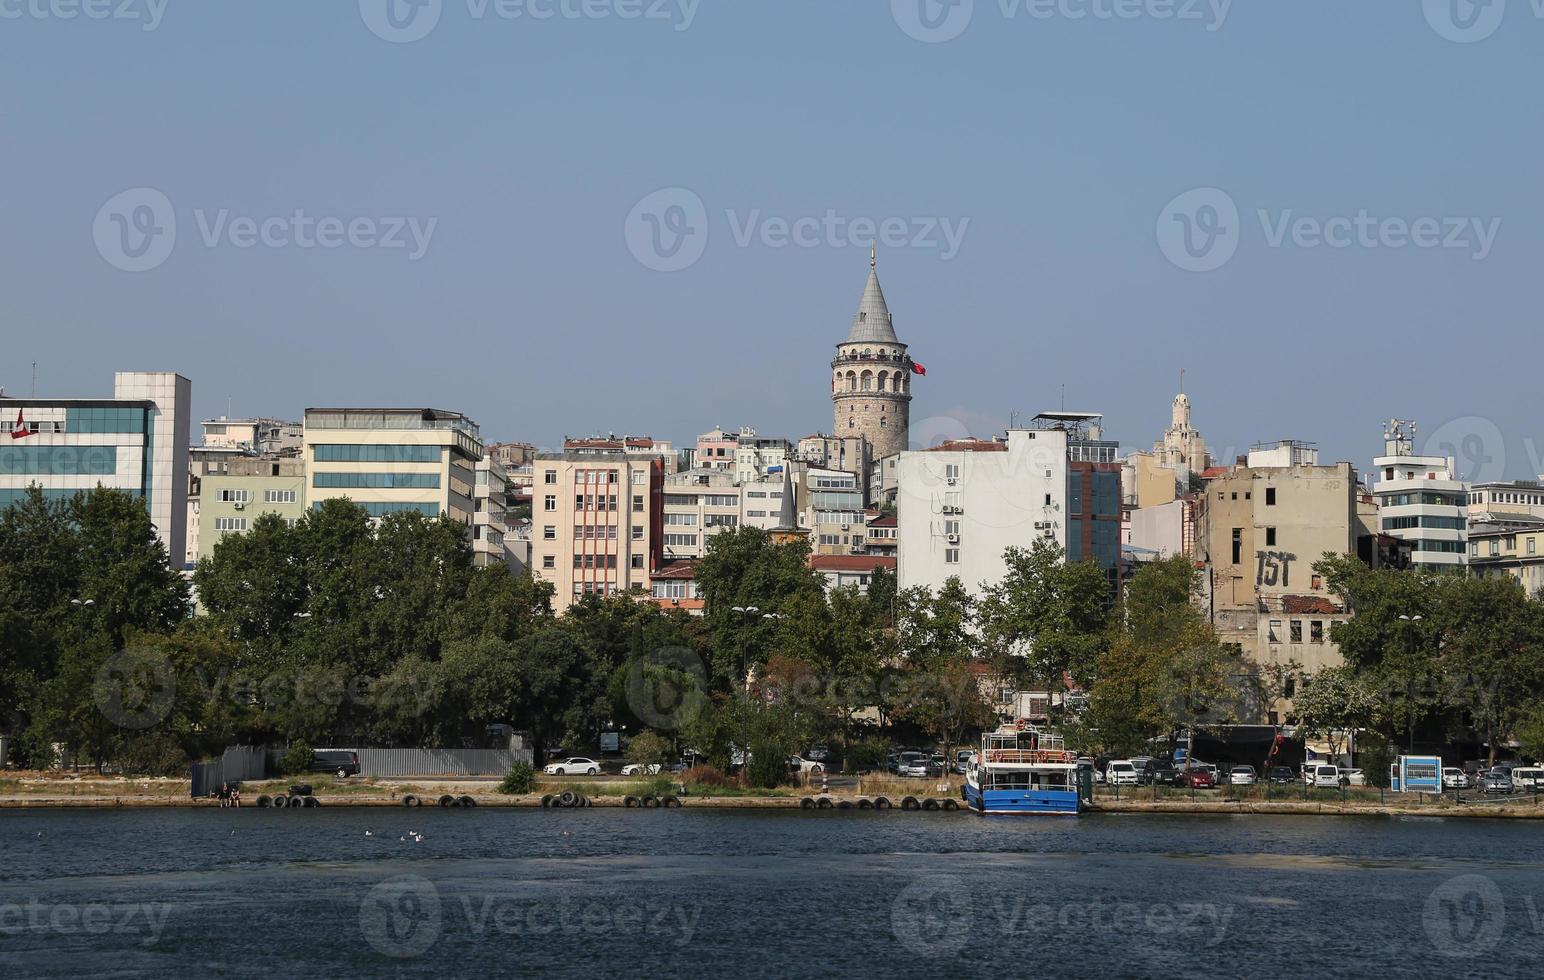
xmin=2 ymin=808 xmax=1542 ymax=978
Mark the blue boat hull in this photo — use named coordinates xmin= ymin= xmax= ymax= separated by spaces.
xmin=965 ymin=782 xmax=1080 ymax=815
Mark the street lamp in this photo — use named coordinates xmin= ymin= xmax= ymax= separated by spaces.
xmin=1398 ymin=615 xmax=1423 ymax=753
xmin=70 ymin=598 xmax=95 ymax=645
xmin=731 ymin=606 xmax=759 ymax=773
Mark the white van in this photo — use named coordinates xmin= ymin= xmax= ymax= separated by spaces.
xmin=1106 ymin=760 xmax=1139 ymax=786
xmin=1510 ymin=767 xmax=1544 ymax=790
xmin=1311 ymin=765 xmax=1341 ymax=789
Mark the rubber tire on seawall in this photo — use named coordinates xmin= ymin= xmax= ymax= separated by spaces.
xmin=901 ymin=796 xmax=920 ymax=811
xmin=272 ymin=795 xmax=288 ymax=808
xmin=836 ymin=800 xmax=855 ymax=810
xmin=401 ymin=795 xmax=418 ymax=807
xmin=439 ymin=795 xmax=456 ymax=808
xmin=642 ymin=796 xmax=659 ymax=808
xmin=305 ymin=796 xmax=322 ymax=808
xmin=540 ymin=794 xmax=555 ymax=808
xmin=943 ymin=799 xmax=960 ymax=811
xmin=922 ymin=798 xmax=941 ymax=811
xmin=458 ymin=796 xmax=476 ymax=807
xmin=581 ymin=796 xmax=593 ymax=808
xmin=857 ymin=798 xmax=874 ymax=809
xmin=816 ymin=797 xmax=834 ymax=810
xmin=288 ymin=796 xmax=306 ymax=808
xmin=662 ymin=796 xmax=681 ymax=808
xmin=255 ymin=795 xmax=271 ymax=808
xmin=873 ymin=796 xmax=892 ymax=810
xmin=800 ymin=798 xmax=816 ymax=809
xmin=624 ymin=795 xmax=640 ymax=808
xmin=558 ymin=790 xmax=578 ymax=808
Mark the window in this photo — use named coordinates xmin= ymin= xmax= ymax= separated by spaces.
xmin=313 ymin=473 xmax=439 ymax=489
xmin=1290 ymin=621 xmax=1303 ymax=643
xmin=1310 ymin=621 xmax=1324 ymax=644
xmin=1268 ymin=620 xmax=1282 ymax=643
xmin=1232 ymin=528 xmax=1242 ymax=565
xmin=213 ymin=517 xmax=248 ymax=532
xmin=944 ymin=548 xmax=960 ymax=564
xmin=664 ymin=533 xmax=697 ymax=547
xmin=1265 ymin=527 xmax=1277 ymax=547
xmin=542 ymin=556 xmax=555 ymax=569
xmin=1491 ymin=540 xmax=1500 ymax=557
xmin=1311 ymin=574 xmax=1323 ymax=590
xmin=631 ymin=554 xmax=644 ymax=570
xmin=544 ymin=495 xmax=556 ymax=512
xmin=218 ymin=489 xmax=249 ymax=503
xmin=543 ymin=525 xmax=556 ymax=540
xmin=1265 ymin=487 xmax=1276 ymax=506
xmin=631 ymin=526 xmax=644 ymax=541
xmin=544 ymin=470 xmax=557 ymax=484
xmin=633 ymin=495 xmax=644 ymax=512
xmin=263 ymin=489 xmax=297 ymax=504
xmin=1530 ymin=538 xmax=1538 ymax=556
xmin=312 ymin=445 xmax=440 ymax=463
xmin=945 ymin=464 xmax=960 ymax=480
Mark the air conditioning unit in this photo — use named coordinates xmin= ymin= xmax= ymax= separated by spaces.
xmin=946 ymin=533 xmax=960 ymax=544
xmin=841 ymin=523 xmax=851 ymax=531
xmin=233 ymin=501 xmax=245 ymax=510
xmin=946 ymin=478 xmax=958 ymax=486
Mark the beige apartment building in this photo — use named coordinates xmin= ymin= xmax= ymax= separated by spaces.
xmin=1196 ymin=458 xmax=1377 ymax=721
xmin=303 ymin=408 xmax=483 ymax=525
xmin=530 ymin=452 xmax=664 ymax=612
xmin=194 ymin=457 xmax=307 ymax=561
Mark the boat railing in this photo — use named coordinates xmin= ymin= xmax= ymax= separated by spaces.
xmin=980 ymin=749 xmax=1078 ymax=765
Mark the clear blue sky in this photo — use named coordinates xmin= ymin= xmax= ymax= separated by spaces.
xmin=4 ymin=1 xmax=1540 ymax=480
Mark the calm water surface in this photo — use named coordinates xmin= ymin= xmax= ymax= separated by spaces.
xmin=2 ymin=807 xmax=1542 ymax=978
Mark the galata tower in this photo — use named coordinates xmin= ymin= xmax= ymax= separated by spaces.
xmin=832 ymin=248 xmax=912 ymax=460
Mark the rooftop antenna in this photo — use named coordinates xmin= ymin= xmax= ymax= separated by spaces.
xmin=31 ymin=362 xmax=37 ymax=397
xmin=1180 ymin=367 xmax=1185 ymax=393
xmin=1060 ymin=384 xmax=1066 ymax=411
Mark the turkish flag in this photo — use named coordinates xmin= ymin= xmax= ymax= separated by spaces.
xmin=10 ymin=410 xmax=29 ymax=439
xmin=911 ymin=361 xmax=927 ymax=376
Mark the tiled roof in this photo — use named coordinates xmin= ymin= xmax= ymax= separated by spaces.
xmin=1280 ymin=595 xmax=1340 ymax=615
xmin=926 ymin=439 xmax=1006 ymax=453
xmin=866 ymin=514 xmax=898 ymax=527
xmin=650 ymin=560 xmax=700 ymax=580
xmin=809 ymin=555 xmax=897 ymax=573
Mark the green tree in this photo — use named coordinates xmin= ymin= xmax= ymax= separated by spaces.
xmin=1289 ymin=665 xmax=1382 ymax=762
xmin=978 ymin=539 xmax=1110 ymax=691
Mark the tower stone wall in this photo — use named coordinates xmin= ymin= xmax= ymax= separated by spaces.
xmin=832 ymin=252 xmax=911 ymax=461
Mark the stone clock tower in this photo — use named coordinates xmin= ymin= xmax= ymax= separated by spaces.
xmin=832 ymin=249 xmax=912 ymax=460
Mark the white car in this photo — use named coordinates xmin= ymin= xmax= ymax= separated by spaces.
xmin=621 ymin=763 xmax=661 ymax=776
xmin=1340 ymin=768 xmax=1365 ymax=787
xmin=806 ymin=746 xmax=831 ymax=762
xmin=1310 ymin=764 xmax=1342 ymax=789
xmin=1442 ymin=767 xmax=1471 ymax=789
xmin=788 ymin=756 xmax=825 ymax=773
xmin=1228 ymin=766 xmax=1257 ymax=786
xmin=544 ymin=757 xmax=600 ymax=776
xmin=1106 ymin=760 xmax=1139 ymax=786
xmin=1511 ymin=767 xmax=1544 ymax=790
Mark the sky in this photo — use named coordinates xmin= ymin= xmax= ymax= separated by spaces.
xmin=2 ymin=1 xmax=1541 ymax=482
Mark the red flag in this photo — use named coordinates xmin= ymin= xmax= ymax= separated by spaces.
xmin=10 ymin=410 xmax=29 ymax=440
xmin=911 ymin=361 xmax=927 ymax=376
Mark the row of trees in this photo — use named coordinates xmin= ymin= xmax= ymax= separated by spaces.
xmin=11 ymin=484 xmax=1541 ymax=780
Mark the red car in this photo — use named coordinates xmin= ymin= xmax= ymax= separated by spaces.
xmin=1180 ymin=768 xmax=1216 ymax=788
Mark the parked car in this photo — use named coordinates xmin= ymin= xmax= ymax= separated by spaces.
xmin=1340 ymin=768 xmax=1365 ymax=787
xmin=1266 ymin=766 xmax=1297 ymax=784
xmin=788 ymin=755 xmax=825 ymax=774
xmin=1442 ymin=767 xmax=1471 ymax=789
xmin=1180 ymin=767 xmax=1216 ymax=788
xmin=898 ymin=752 xmax=930 ymax=778
xmin=544 ymin=757 xmax=600 ymax=776
xmin=1228 ymin=765 xmax=1257 ymax=786
xmin=620 ymin=763 xmax=661 ymax=776
xmin=806 ymin=746 xmax=831 ymax=762
xmin=1480 ymin=770 xmax=1514 ymax=795
xmin=1106 ymin=760 xmax=1139 ymax=786
xmin=311 ymin=750 xmax=360 ymax=778
xmin=1311 ymin=765 xmax=1342 ymax=789
xmin=1510 ymin=767 xmax=1544 ymax=791
xmin=1127 ymin=757 xmax=1157 ymax=785
xmin=1151 ymin=763 xmax=1182 ymax=786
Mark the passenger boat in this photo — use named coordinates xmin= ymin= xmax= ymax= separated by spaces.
xmin=963 ymin=721 xmax=1081 ymax=815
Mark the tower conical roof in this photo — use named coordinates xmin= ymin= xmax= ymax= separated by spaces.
xmin=844 ymin=248 xmax=900 ymax=345
xmin=774 ymin=466 xmax=799 ymax=531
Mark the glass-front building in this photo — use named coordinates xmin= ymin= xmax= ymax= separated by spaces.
xmin=0 ymin=372 xmax=191 ymax=563
xmin=303 ymin=408 xmax=483 ymax=526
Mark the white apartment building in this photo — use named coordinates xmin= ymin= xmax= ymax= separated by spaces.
xmin=740 ymin=468 xmax=801 ymax=532
xmin=1372 ymin=420 xmax=1468 ymax=570
xmin=200 ymin=417 xmax=302 ymax=456
xmin=194 ymin=457 xmax=307 ymax=562
xmin=896 ymin=428 xmax=1070 ymax=597
xmin=472 ymin=456 xmax=512 ymax=568
xmin=735 ymin=429 xmax=792 ymax=485
xmin=660 ymin=469 xmax=740 ymax=561
xmin=303 ymin=408 xmax=483 ymax=525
